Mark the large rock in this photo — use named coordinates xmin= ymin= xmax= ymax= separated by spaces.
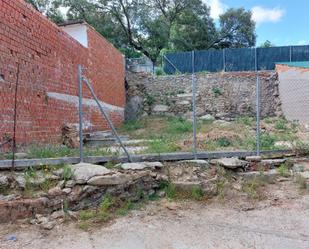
xmin=70 ymin=163 xmax=111 ymax=184
xmin=0 ymin=175 xmax=9 ymax=187
xmin=119 ymin=162 xmax=164 ymax=170
xmin=210 ymin=157 xmax=247 ymax=169
xmin=125 ymin=96 xmax=144 ymax=121
xmin=153 ymin=105 xmax=169 ymax=113
xmin=199 ymin=114 xmax=215 ymax=122
xmin=87 ymin=173 xmax=135 ymax=186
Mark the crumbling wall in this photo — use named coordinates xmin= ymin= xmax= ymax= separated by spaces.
xmin=0 ymin=0 xmax=125 ymax=147
xmin=126 ymin=71 xmax=282 ymax=120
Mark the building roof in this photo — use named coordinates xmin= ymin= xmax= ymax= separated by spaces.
xmin=58 ymin=20 xmax=85 ymax=27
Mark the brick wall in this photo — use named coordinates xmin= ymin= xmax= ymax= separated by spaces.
xmin=0 ymin=0 xmax=125 ymax=147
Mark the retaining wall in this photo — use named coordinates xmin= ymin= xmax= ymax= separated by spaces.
xmin=126 ymin=71 xmax=282 ymax=120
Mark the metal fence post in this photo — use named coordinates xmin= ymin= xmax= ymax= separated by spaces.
xmin=192 ymin=51 xmax=197 ymax=159
xmin=82 ymin=77 xmax=132 ymax=162
xmin=289 ymin=46 xmax=292 ymax=62
xmin=223 ymin=49 xmax=226 ymax=72
xmin=78 ymin=65 xmax=84 ymax=163
xmin=255 ymin=48 xmax=261 ymax=156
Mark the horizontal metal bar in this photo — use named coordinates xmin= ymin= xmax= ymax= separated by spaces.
xmin=0 ymin=150 xmax=293 ymax=170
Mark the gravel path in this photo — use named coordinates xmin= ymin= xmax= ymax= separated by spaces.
xmin=1 ymin=193 xmax=309 ymax=249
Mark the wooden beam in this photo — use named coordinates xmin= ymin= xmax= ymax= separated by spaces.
xmin=0 ymin=150 xmax=293 ymax=170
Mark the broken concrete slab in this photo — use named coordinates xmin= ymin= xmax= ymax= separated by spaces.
xmin=180 ymin=160 xmax=209 ymax=166
xmin=87 ymin=173 xmax=134 ymax=186
xmin=69 ymin=163 xmax=111 ymax=184
xmin=119 ymin=162 xmax=164 ymax=170
xmin=210 ymin=157 xmax=247 ymax=169
xmin=260 ymin=159 xmax=286 ymax=168
xmin=245 ymin=156 xmax=262 ymax=162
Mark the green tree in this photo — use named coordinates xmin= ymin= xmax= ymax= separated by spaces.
xmin=217 ymin=8 xmax=256 ymax=48
xmin=170 ymin=2 xmax=217 ymax=51
xmin=26 ymin=0 xmax=65 ymax=23
xmin=260 ymin=40 xmax=274 ymax=48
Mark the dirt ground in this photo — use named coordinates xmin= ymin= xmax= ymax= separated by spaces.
xmin=1 ymin=181 xmax=309 ymax=249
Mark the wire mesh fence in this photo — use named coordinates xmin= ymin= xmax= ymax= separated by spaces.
xmin=160 ymin=49 xmax=309 ymax=157
xmin=1 ymin=51 xmax=309 ymax=165
xmin=163 ymin=45 xmax=309 ymax=74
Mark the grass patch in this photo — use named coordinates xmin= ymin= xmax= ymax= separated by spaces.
xmin=146 ymin=138 xmax=180 ymax=154
xmin=242 ymin=176 xmax=266 ymax=200
xmin=27 ymin=145 xmax=76 ymax=158
xmin=63 ymin=165 xmax=73 ymax=182
xmin=295 ymin=175 xmax=307 ymax=191
xmin=162 ymin=182 xmax=204 ymax=201
xmin=120 ymin=120 xmax=143 ymax=132
xmin=166 ymin=117 xmax=192 ymax=134
xmin=277 ymin=164 xmax=291 ymax=177
xmin=236 ymin=116 xmax=254 ymax=126
xmin=274 ymin=118 xmax=288 ymax=131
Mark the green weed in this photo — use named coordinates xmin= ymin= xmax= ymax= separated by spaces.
xmin=63 ymin=165 xmax=73 ymax=182
xmin=274 ymin=118 xmax=288 ymax=130
xmin=236 ymin=116 xmax=254 ymax=126
xmin=167 ymin=117 xmax=192 ymax=134
xmin=277 ymin=164 xmax=290 ymax=177
xmin=295 ymin=175 xmax=307 ymax=190
xmin=212 ymin=87 xmax=223 ymax=97
xmin=191 ymin=186 xmax=204 ymax=200
xmin=242 ymin=177 xmax=265 ymax=199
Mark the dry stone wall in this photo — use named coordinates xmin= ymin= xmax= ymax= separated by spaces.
xmin=126 ymin=71 xmax=283 ymax=121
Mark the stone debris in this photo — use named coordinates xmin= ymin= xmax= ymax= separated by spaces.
xmin=260 ymin=159 xmax=286 ymax=167
xmin=48 ymin=187 xmax=63 ymax=196
xmin=199 ymin=114 xmax=215 ymax=121
xmin=61 ymin=124 xmax=79 ymax=149
xmin=153 ymin=104 xmax=169 ymax=113
xmin=70 ymin=163 xmax=111 ymax=184
xmin=14 ymin=152 xmax=28 ymax=159
xmin=245 ymin=156 xmax=262 ymax=162
xmin=87 ymin=173 xmax=135 ymax=186
xmin=181 ymin=160 xmax=209 ymax=166
xmin=210 ymin=157 xmax=248 ymax=169
xmin=119 ymin=162 xmax=164 ymax=170
xmin=0 ymin=175 xmax=9 ymax=187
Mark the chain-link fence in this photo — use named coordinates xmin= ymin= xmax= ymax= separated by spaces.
xmin=160 ymin=49 xmax=309 ymax=158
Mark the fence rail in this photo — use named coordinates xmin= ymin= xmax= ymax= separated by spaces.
xmin=163 ymin=45 xmax=309 ymax=74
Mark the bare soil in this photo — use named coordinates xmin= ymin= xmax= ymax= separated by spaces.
xmin=1 ymin=180 xmax=309 ymax=249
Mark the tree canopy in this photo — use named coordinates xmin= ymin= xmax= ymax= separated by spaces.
xmin=26 ymin=0 xmax=257 ymax=62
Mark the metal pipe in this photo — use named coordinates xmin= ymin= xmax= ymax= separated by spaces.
xmin=223 ymin=49 xmax=226 ymax=72
xmin=289 ymin=46 xmax=292 ymax=62
xmin=255 ymin=48 xmax=261 ymax=156
xmin=78 ymin=65 xmax=84 ymax=163
xmin=82 ymin=77 xmax=132 ymax=162
xmin=192 ymin=51 xmax=197 ymax=159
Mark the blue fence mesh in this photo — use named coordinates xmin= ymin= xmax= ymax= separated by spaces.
xmin=163 ymin=45 xmax=309 ymax=74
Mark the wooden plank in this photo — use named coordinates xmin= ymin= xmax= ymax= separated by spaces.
xmin=0 ymin=150 xmax=293 ymax=170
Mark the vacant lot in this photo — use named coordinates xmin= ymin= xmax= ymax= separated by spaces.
xmin=1 ymin=116 xmax=308 ymax=160
xmin=1 ymin=180 xmax=309 ymax=249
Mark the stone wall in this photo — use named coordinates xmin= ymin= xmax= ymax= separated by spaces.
xmin=126 ymin=71 xmax=282 ymax=120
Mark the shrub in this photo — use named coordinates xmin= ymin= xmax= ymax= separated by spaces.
xmin=167 ymin=117 xmax=192 ymax=134
xmin=212 ymin=87 xmax=223 ymax=97
xmin=275 ymin=118 xmax=288 ymax=130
